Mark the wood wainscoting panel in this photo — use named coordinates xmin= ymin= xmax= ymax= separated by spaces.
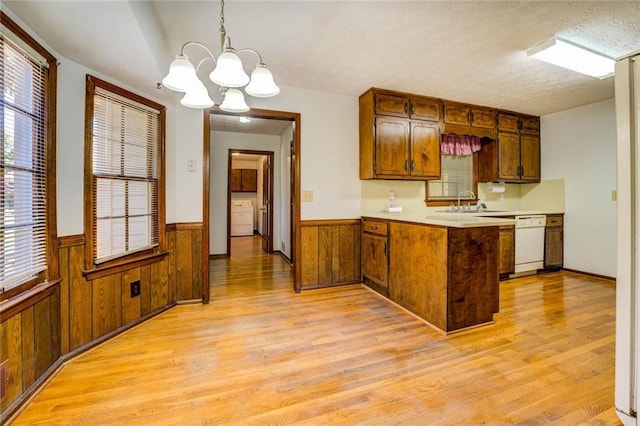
xmin=299 ymin=219 xmax=362 ymax=290
xmin=69 ymin=243 xmax=92 ymax=351
xmin=0 ymin=315 xmax=22 ymax=412
xmin=121 ymin=268 xmax=142 ymax=325
xmin=167 ymin=223 xmax=203 ymax=301
xmin=150 ymin=258 xmax=169 ymax=311
xmin=92 ymin=274 xmax=122 ymax=338
xmin=20 ymin=307 xmax=35 ymax=389
xmin=139 ymin=264 xmax=152 ymax=317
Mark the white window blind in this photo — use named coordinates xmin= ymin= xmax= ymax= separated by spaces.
xmin=0 ymin=34 xmax=48 ymax=290
xmin=428 ymin=154 xmax=474 ymax=199
xmin=92 ymin=86 xmax=159 ymax=263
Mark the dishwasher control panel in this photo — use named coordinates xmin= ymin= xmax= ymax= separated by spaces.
xmin=515 ymin=215 xmax=546 ymax=228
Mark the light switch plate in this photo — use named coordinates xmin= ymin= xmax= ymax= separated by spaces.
xmin=612 ymin=190 xmax=617 ymax=201
xmin=302 ymin=190 xmax=314 ymax=202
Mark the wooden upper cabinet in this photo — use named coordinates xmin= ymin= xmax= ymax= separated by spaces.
xmin=408 ymin=96 xmax=441 ymax=121
xmin=231 ymin=169 xmax=258 ymax=192
xmin=478 ymin=112 xmax=541 ymax=183
xmin=411 ymin=121 xmax=441 ymax=178
xmin=444 ymin=102 xmax=496 ymax=130
xmin=374 ymin=116 xmax=411 ymax=176
xmin=375 ymin=93 xmax=408 ymax=118
xmin=374 ymin=92 xmax=441 ymax=122
xmin=361 ymin=88 xmax=442 ymax=180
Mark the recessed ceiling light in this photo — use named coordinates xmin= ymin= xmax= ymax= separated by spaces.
xmin=527 ymin=37 xmax=615 ymax=79
xmin=239 ymin=117 xmax=251 ymax=123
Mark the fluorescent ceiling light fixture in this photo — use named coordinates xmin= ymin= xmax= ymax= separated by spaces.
xmin=527 ymin=37 xmax=614 ymax=79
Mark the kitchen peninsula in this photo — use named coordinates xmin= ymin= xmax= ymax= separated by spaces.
xmin=362 ymin=213 xmax=515 ymax=333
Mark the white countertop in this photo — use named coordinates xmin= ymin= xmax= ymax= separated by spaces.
xmin=361 ymin=210 xmax=564 ymax=228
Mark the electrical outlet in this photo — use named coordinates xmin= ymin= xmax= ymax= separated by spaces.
xmin=611 ymin=190 xmax=617 ymax=201
xmin=281 ymin=241 xmax=285 ymax=251
xmin=302 ymin=190 xmax=314 ymax=202
xmin=130 ymin=280 xmax=141 ymax=298
xmin=187 ymin=160 xmax=196 ymax=172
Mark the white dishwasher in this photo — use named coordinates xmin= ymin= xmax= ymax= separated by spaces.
xmin=513 ymin=215 xmax=546 ymax=275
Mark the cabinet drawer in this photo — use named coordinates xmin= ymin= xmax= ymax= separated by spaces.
xmin=546 ymin=215 xmax=563 ymax=226
xmin=363 ymin=220 xmax=388 ymax=236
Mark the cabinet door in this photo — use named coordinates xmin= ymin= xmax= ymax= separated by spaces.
xmin=375 ymin=93 xmax=408 ymax=118
xmin=410 ymin=121 xmax=440 ymax=178
xmin=443 ymin=103 xmax=470 ymax=126
xmin=497 ymin=113 xmax=520 ymax=133
xmin=241 ymin=169 xmax=258 ymax=191
xmin=498 ymin=225 xmax=515 ymax=275
xmin=231 ymin=169 xmax=242 ymax=192
xmin=470 ymin=107 xmax=496 ymax=129
xmin=520 ymin=134 xmax=540 ymax=182
xmin=375 ymin=116 xmax=410 ymax=176
xmin=362 ymin=233 xmax=388 ymax=288
xmin=409 ymin=96 xmax=441 ymax=121
xmin=544 ymin=226 xmax=563 ymax=268
xmin=497 ymin=131 xmax=521 ymax=181
xmin=520 ymin=116 xmax=540 ymax=135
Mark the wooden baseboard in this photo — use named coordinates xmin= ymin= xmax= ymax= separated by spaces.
xmin=209 ymin=253 xmax=228 ymax=259
xmin=562 ymin=268 xmax=616 ymax=283
xmin=273 ymin=250 xmax=292 ymax=265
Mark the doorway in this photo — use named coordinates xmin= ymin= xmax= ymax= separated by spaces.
xmin=226 ymin=149 xmax=274 ymax=256
xmin=202 ymin=108 xmax=301 ymax=303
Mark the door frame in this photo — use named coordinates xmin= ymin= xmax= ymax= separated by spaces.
xmin=226 ymin=149 xmax=274 ymax=256
xmin=202 ymin=107 xmax=301 ymax=303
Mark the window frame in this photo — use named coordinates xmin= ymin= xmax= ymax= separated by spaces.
xmin=83 ymin=75 xmax=166 ymax=274
xmin=0 ymin=12 xmax=58 ymax=301
xmin=425 ymin=152 xmax=479 ymax=207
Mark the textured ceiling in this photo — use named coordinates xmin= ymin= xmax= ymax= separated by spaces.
xmin=4 ymin=1 xmax=640 ymax=116
xmin=211 ymin=114 xmax=292 ymax=136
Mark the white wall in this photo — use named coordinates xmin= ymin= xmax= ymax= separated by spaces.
xmin=210 ymin=132 xmax=281 ymax=255
xmin=245 ymin=87 xmax=361 ymax=220
xmin=279 ymin=125 xmax=293 ymax=258
xmin=541 ymin=98 xmax=616 ymax=277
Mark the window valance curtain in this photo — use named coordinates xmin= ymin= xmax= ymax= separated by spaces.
xmin=441 ymin=134 xmax=482 ymax=156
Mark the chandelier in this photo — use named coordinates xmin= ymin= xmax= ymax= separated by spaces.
xmin=161 ymin=0 xmax=279 ymax=111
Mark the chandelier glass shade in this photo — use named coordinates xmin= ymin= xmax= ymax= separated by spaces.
xmin=161 ymin=0 xmax=279 ymax=110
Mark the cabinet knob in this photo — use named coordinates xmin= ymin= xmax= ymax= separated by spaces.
xmin=411 ymin=160 xmax=415 ymax=172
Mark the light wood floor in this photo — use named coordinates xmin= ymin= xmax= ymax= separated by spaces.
xmin=12 ymin=236 xmax=621 ymax=425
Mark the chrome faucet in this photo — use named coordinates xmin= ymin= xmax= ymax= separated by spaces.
xmin=457 ymin=190 xmax=476 ymax=211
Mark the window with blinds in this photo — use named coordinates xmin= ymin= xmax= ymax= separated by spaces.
xmin=0 ymin=29 xmax=48 ymax=291
xmin=428 ymin=154 xmax=475 ymax=200
xmin=89 ymin=82 xmax=160 ymax=264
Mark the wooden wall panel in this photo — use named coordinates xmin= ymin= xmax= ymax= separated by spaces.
xmin=21 ymin=307 xmax=35 ymax=389
xmin=92 ymin=274 xmax=122 ymax=338
xmin=139 ymin=264 xmax=152 ymax=316
xmin=176 ymin=230 xmax=194 ymax=300
xmin=58 ymin=245 xmax=70 ymax=354
xmin=122 ymin=268 xmax=141 ymax=325
xmin=301 ymin=226 xmax=319 ymax=286
xmin=318 ymin=227 xmax=333 ymax=285
xmin=299 ymin=220 xmax=361 ymax=290
xmin=34 ymin=298 xmax=53 ymax=378
xmin=69 ymin=244 xmax=91 ymax=350
xmin=191 ymin=229 xmax=203 ymax=299
xmin=1 ymin=315 xmax=22 ymax=412
xmin=151 ymin=259 xmax=169 ymax=311
xmin=166 ymin=229 xmax=177 ymax=303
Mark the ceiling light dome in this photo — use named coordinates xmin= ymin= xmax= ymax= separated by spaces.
xmin=220 ymin=88 xmax=249 ymax=113
xmin=180 ymin=81 xmax=214 ymax=109
xmin=245 ymin=64 xmax=280 ymax=98
xmin=162 ymin=54 xmax=199 ymax=92
xmin=209 ymin=51 xmax=250 ymax=88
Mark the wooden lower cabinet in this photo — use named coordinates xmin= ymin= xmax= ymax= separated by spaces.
xmin=386 ymin=221 xmax=499 ymax=333
xmin=362 ymin=219 xmax=389 ymax=295
xmin=544 ymin=215 xmax=564 ymax=269
xmin=499 ymin=225 xmax=515 ymax=277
